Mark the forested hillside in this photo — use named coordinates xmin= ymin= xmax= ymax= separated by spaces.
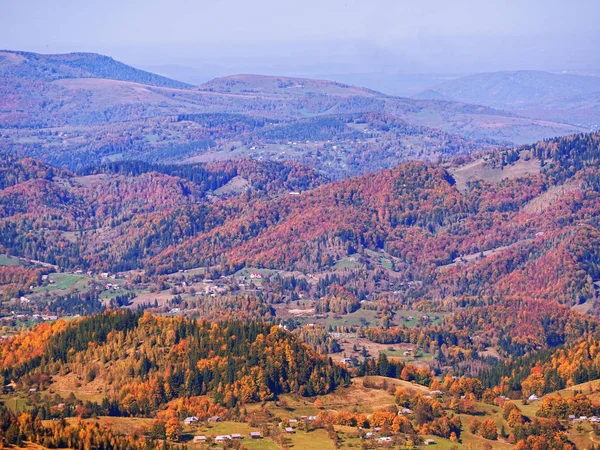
xmin=1 ymin=132 xmax=599 ymax=303
xmin=0 ymin=50 xmax=192 ymax=88
xmin=0 ymin=311 xmax=349 ymax=407
xmin=1 ymin=131 xmax=600 ymax=449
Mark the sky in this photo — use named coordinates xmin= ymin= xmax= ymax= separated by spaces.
xmin=2 ymin=0 xmax=600 ymax=88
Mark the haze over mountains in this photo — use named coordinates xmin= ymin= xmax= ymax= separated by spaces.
xmin=0 ymin=50 xmax=594 ymax=181
xmin=416 ymin=70 xmax=600 ymax=129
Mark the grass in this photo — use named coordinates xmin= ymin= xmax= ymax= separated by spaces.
xmin=68 ymin=416 xmax=154 ymax=435
xmin=382 ymin=348 xmax=434 ymax=365
xmin=99 ymin=286 xmax=137 ymax=301
xmin=449 ymin=155 xmax=541 ymax=192
xmin=459 ymin=431 xmax=513 ymax=450
xmin=421 ymin=435 xmax=466 ymax=449
xmin=45 ymin=372 xmax=107 ymax=403
xmin=311 ymin=378 xmax=398 ymax=413
xmin=9 ymin=443 xmax=48 ymax=449
xmin=394 ymin=310 xmax=446 ymax=328
xmin=0 ymin=394 xmax=30 ymax=413
xmin=288 ymin=428 xmax=334 ymax=450
xmin=194 ymin=421 xmax=257 ymax=435
xmin=183 ymin=422 xmax=335 ymax=450
xmin=318 ymin=308 xmax=380 ymax=328
xmin=556 ymin=379 xmax=600 ymax=396
xmin=513 ymin=399 xmax=540 ymax=419
xmin=36 ymin=273 xmax=85 ymax=292
xmin=242 ymin=439 xmax=281 ymax=450
xmin=188 ymin=422 xmax=279 ymax=449
xmin=0 ymin=254 xmax=21 ymax=266
xmin=333 ymin=256 xmax=362 ymax=270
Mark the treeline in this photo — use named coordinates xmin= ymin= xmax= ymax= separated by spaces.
xmin=357 ymin=353 xmax=434 ymax=386
xmin=78 ymin=160 xmax=237 ymax=193
xmin=479 ymin=336 xmax=600 ymax=399
xmin=0 ymin=406 xmax=181 ymax=449
xmin=2 ymin=51 xmax=192 ymax=88
xmin=294 ymin=326 xmax=342 ymax=354
xmin=260 ymin=115 xmax=363 ymax=141
xmin=526 ymin=131 xmax=600 ymax=184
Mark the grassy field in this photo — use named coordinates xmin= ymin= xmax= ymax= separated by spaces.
xmin=513 ymin=399 xmax=540 ymax=418
xmin=449 ymin=154 xmax=541 ymax=192
xmin=335 ymin=336 xmax=433 ymax=367
xmin=36 ymin=273 xmax=86 ymax=293
xmin=184 ymin=421 xmax=331 ymax=449
xmin=0 ymin=254 xmax=21 ymax=266
xmin=0 ymin=393 xmax=30 ymax=413
xmin=71 ymin=416 xmax=154 ymax=435
xmin=319 ymin=308 xmax=381 ymax=328
xmin=394 ymin=309 xmax=447 ymax=328
xmin=332 ymin=256 xmax=362 ymax=270
xmin=381 ymin=347 xmax=434 ymax=365
xmin=288 ymin=428 xmax=335 ymax=450
xmin=45 ymin=372 xmax=107 ymax=403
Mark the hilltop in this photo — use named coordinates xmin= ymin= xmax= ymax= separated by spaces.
xmin=198 ymin=73 xmax=383 ymax=97
xmin=0 ymin=50 xmax=192 ymax=88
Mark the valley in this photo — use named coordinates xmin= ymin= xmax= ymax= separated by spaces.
xmin=1 ymin=129 xmax=600 ymax=448
xmin=2 ymin=48 xmax=600 ymax=450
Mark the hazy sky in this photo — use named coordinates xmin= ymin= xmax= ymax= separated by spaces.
xmin=2 ymin=0 xmax=600 ymax=81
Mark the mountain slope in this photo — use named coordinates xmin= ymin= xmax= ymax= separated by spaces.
xmin=147 ymin=132 xmax=600 ymax=308
xmin=0 ymin=50 xmax=192 ymax=88
xmin=2 ymin=132 xmax=599 ymax=312
xmin=0 ymin=157 xmax=327 ymax=270
xmin=422 ymin=71 xmax=600 ymax=108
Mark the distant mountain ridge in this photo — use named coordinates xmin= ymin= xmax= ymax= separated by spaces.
xmin=418 ymin=70 xmax=600 ymax=107
xmin=0 ymin=50 xmax=590 ymax=178
xmin=198 ymin=73 xmax=386 ymax=97
xmin=416 ymin=70 xmax=600 ymax=129
xmin=0 ymin=50 xmax=192 ymax=89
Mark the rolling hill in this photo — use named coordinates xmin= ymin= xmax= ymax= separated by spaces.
xmin=417 ymin=70 xmax=600 ymax=129
xmin=1 ymin=131 xmax=599 ymax=317
xmin=0 ymin=52 xmax=589 ymax=178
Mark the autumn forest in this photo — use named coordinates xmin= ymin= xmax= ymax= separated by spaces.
xmin=2 ymin=48 xmax=600 ymax=450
